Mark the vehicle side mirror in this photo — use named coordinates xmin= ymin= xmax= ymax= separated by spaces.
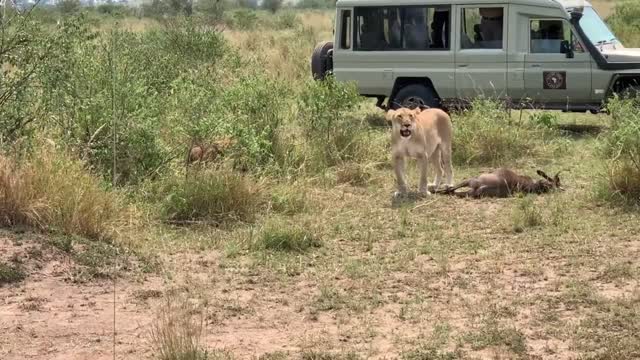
xmin=561 ymin=40 xmax=574 ymax=58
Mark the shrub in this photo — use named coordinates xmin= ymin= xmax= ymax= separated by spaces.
xmin=530 ymin=111 xmax=558 ymax=129
xmin=215 ymin=72 xmax=290 ymax=172
xmin=597 ymin=97 xmax=640 ymax=204
xmin=0 ymin=262 xmax=27 ymax=286
xmin=298 ymin=76 xmax=367 ymax=172
xmin=38 ymin=16 xmax=227 ymax=185
xmin=275 ymin=11 xmax=299 ymax=29
xmin=232 ymin=9 xmax=258 ymax=29
xmin=195 ymin=0 xmax=225 ymax=21
xmin=607 ymin=1 xmax=640 ymax=48
xmin=237 ymin=0 xmax=258 ymax=9
xmin=150 ymin=295 xmax=210 ymax=360
xmin=58 ymin=0 xmax=81 ymax=15
xmin=0 ymin=7 xmax=54 ymax=147
xmin=253 ymin=223 xmax=321 ymax=253
xmin=296 ymin=0 xmax=335 ymax=9
xmin=0 ymin=145 xmax=122 ymax=240
xmin=453 ymin=98 xmax=545 ymax=166
xmin=96 ymin=3 xmax=133 ymax=17
xmin=262 ymin=0 xmax=282 ymax=13
xmin=160 ymin=170 xmax=261 ymax=224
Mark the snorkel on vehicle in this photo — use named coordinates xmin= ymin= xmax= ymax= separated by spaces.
xmin=566 ymin=3 xmax=640 ymax=70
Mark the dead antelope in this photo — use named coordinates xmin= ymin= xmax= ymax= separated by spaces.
xmin=437 ymin=168 xmax=563 ymax=198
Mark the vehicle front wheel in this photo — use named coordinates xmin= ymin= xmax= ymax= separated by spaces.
xmin=620 ymin=85 xmax=640 ymax=100
xmin=390 ymin=84 xmax=441 ymax=110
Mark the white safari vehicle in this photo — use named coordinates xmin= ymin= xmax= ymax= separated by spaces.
xmin=311 ymin=0 xmax=640 ymax=112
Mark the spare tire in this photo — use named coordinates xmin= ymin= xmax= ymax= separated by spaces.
xmin=311 ymin=41 xmax=334 ymax=80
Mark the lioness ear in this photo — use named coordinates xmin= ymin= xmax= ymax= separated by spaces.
xmin=385 ymin=109 xmax=396 ymax=124
xmin=413 ymin=107 xmax=422 ymax=115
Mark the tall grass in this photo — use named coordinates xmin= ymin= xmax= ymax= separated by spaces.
xmin=150 ymin=295 xmax=210 ymax=360
xmin=607 ymin=1 xmax=640 ymax=47
xmin=453 ymin=98 xmax=549 ymax=166
xmin=0 ymin=143 xmax=121 ymax=240
xmin=597 ymin=97 xmax=640 ymax=205
xmin=159 ymin=169 xmax=261 ymax=224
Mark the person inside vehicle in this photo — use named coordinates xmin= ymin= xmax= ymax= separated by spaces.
xmin=404 ymin=8 xmax=429 ymax=49
xmin=531 ymin=20 xmax=564 ymax=53
xmin=479 ymin=7 xmax=504 ymax=48
xmin=359 ymin=11 xmax=387 ymax=49
xmin=431 ymin=8 xmax=449 ymax=48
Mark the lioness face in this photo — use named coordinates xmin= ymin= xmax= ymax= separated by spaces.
xmin=387 ymin=108 xmax=421 ymax=139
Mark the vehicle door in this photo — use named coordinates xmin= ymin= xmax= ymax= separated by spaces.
xmin=524 ymin=18 xmax=592 ymax=105
xmin=455 ymin=5 xmax=509 ymax=101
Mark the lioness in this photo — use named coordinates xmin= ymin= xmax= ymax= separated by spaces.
xmin=387 ymin=107 xmax=454 ymax=197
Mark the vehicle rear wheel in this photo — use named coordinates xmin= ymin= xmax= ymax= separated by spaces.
xmin=311 ymin=41 xmax=333 ymax=81
xmin=391 ymin=84 xmax=441 ymax=110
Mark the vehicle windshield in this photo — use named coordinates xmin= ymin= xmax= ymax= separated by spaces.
xmin=577 ymin=7 xmax=620 ymax=47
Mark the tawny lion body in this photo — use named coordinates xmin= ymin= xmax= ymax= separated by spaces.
xmin=187 ymin=137 xmax=236 ymax=165
xmin=387 ymin=107 xmax=454 ymax=196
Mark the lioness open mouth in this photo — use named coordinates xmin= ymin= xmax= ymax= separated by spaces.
xmin=400 ymin=129 xmax=411 ymax=137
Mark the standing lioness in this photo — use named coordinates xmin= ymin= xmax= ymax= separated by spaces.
xmin=387 ymin=107 xmax=454 ymax=197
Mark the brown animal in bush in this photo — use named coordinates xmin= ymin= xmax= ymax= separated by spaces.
xmin=437 ymin=168 xmax=563 ymax=198
xmin=187 ymin=137 xmax=236 ymax=165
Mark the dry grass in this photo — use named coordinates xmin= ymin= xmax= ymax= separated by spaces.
xmin=0 ymin=143 xmax=122 ymax=240
xmin=159 ymin=169 xmax=262 ymax=224
xmin=149 ymin=295 xmax=210 ymax=360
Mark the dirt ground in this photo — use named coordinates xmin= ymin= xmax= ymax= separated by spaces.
xmin=2 ymin=164 xmax=639 ymax=359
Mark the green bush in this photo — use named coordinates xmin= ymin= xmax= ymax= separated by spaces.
xmin=0 ymin=8 xmax=55 ymax=148
xmin=262 ymin=0 xmax=282 ymax=13
xmin=296 ymin=0 xmax=335 ymax=9
xmin=58 ymin=0 xmax=81 ymax=15
xmin=96 ymin=3 xmax=133 ymax=17
xmin=275 ymin=11 xmax=299 ymax=29
xmin=298 ymin=76 xmax=367 ymax=172
xmin=453 ymin=98 xmax=545 ymax=166
xmin=160 ymin=170 xmax=261 ymax=223
xmin=253 ymin=223 xmax=321 ymax=253
xmin=608 ymin=1 xmax=640 ymax=47
xmin=37 ymin=16 xmax=226 ymax=185
xmin=530 ymin=111 xmax=558 ymax=129
xmin=232 ymin=9 xmax=258 ymax=29
xmin=597 ymin=97 xmax=640 ymax=204
xmin=195 ymin=0 xmax=226 ymax=21
xmin=0 ymin=262 xmax=27 ymax=286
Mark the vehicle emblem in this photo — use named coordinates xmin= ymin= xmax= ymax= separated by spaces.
xmin=543 ymin=71 xmax=567 ymax=90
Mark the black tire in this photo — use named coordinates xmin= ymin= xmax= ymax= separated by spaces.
xmin=391 ymin=84 xmax=441 ymax=110
xmin=311 ymin=41 xmax=333 ymax=81
xmin=620 ymin=85 xmax=640 ymax=100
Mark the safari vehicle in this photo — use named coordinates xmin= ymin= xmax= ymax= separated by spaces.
xmin=310 ymin=0 xmax=640 ymax=113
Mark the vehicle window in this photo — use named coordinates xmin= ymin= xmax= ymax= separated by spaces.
xmin=340 ymin=10 xmax=352 ymax=49
xmin=530 ymin=19 xmax=585 ymax=54
xmin=354 ymin=6 xmax=451 ymax=51
xmin=460 ymin=7 xmax=504 ymax=49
